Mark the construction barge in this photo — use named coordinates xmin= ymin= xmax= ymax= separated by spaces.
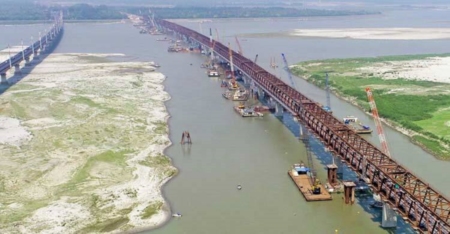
xmin=234 ymin=105 xmax=264 ymax=117
xmin=288 ymin=163 xmax=332 ymax=202
xmin=343 ymin=116 xmax=373 ymax=134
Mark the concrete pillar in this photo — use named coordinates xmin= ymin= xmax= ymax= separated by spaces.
xmin=327 ymin=164 xmax=338 ymax=186
xmin=14 ymin=64 xmax=21 ymax=75
xmin=382 ymin=203 xmax=397 ymax=228
xmin=33 ymin=52 xmax=40 ymax=60
xmin=274 ymin=102 xmax=284 ymax=117
xmin=25 ymin=57 xmax=31 ymax=66
xmin=343 ymin=181 xmax=356 ymax=205
xmin=257 ymin=86 xmax=265 ymax=99
xmin=1 ymin=73 xmax=7 ymax=84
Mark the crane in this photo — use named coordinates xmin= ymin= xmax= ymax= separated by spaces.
xmin=281 ymin=53 xmax=317 ymax=186
xmin=235 ymin=36 xmax=243 ymax=55
xmin=366 ymin=87 xmax=391 ymax=158
xmin=254 ymin=54 xmax=258 ymax=64
xmin=281 ymin=53 xmax=297 ymax=89
xmin=228 ymin=43 xmax=238 ymax=89
xmin=323 ymin=72 xmax=332 ymax=112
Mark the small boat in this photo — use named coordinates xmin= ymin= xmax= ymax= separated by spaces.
xmin=293 ymin=162 xmax=310 ymax=175
xmin=149 ymin=61 xmax=160 ymax=67
xmin=172 ymin=213 xmax=182 ymax=217
xmin=234 ymin=105 xmax=263 ymax=117
xmin=231 ymin=89 xmax=248 ymax=101
xmin=237 ymin=185 xmax=242 ymax=190
xmin=208 ymin=70 xmax=220 ymax=77
xmin=222 ymin=91 xmax=232 ymax=99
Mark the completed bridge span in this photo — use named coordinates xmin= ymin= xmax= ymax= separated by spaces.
xmin=154 ymin=18 xmax=450 ymax=234
xmin=0 ymin=12 xmax=64 ymax=83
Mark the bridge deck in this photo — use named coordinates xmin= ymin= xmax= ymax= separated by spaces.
xmin=156 ymin=18 xmax=450 ymax=234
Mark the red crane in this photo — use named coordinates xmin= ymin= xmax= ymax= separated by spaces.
xmin=365 ymin=87 xmax=391 ymax=158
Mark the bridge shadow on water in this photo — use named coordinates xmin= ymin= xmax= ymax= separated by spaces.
xmin=252 ymin=93 xmax=416 ymax=234
xmin=0 ymin=30 xmax=64 ymax=96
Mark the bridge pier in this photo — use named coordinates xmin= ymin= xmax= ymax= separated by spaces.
xmin=14 ymin=64 xmax=21 ymax=75
xmin=256 ymin=86 xmax=265 ymax=99
xmin=1 ymin=73 xmax=7 ymax=84
xmin=327 ymin=164 xmax=338 ymax=186
xmin=33 ymin=52 xmax=40 ymax=60
xmin=343 ymin=181 xmax=356 ymax=205
xmin=382 ymin=203 xmax=397 ymax=228
xmin=25 ymin=57 xmax=31 ymax=66
xmin=274 ymin=102 xmax=284 ymax=117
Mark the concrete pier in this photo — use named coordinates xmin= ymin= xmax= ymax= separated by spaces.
xmin=327 ymin=164 xmax=338 ymax=186
xmin=14 ymin=64 xmax=21 ymax=75
xmin=1 ymin=73 xmax=7 ymax=84
xmin=25 ymin=57 xmax=31 ymax=66
xmin=343 ymin=181 xmax=356 ymax=205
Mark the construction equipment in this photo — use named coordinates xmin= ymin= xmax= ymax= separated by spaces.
xmin=282 ymin=53 xmax=317 ymax=187
xmin=235 ymin=36 xmax=243 ymax=55
xmin=323 ymin=72 xmax=332 ymax=112
xmin=365 ymin=87 xmax=391 ymax=158
xmin=228 ymin=43 xmax=238 ymax=89
xmin=281 ymin=53 xmax=297 ymax=90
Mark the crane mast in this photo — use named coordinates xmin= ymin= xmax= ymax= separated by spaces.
xmin=235 ymin=36 xmax=243 ymax=55
xmin=323 ymin=72 xmax=332 ymax=112
xmin=365 ymin=87 xmax=391 ymax=158
xmin=281 ymin=53 xmax=316 ymax=184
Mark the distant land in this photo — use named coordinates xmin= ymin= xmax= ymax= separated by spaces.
xmin=0 ymin=2 xmax=380 ymax=21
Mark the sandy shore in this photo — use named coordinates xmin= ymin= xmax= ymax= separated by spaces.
xmin=358 ymin=57 xmax=450 ymax=83
xmin=290 ymin=28 xmax=450 ymax=40
xmin=0 ymin=54 xmax=176 ymax=233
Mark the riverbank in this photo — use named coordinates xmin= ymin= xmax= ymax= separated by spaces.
xmin=0 ymin=53 xmax=176 ymax=233
xmin=292 ymin=54 xmax=450 ymax=160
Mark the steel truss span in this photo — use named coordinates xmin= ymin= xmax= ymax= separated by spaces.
xmin=155 ymin=18 xmax=450 ymax=234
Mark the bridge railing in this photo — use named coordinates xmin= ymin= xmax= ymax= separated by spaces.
xmin=156 ymin=18 xmax=450 ymax=234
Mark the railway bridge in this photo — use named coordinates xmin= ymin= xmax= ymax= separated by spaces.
xmin=0 ymin=12 xmax=64 ymax=84
xmin=154 ymin=18 xmax=450 ymax=234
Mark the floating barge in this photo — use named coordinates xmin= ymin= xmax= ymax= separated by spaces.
xmin=343 ymin=116 xmax=373 ymax=134
xmin=234 ymin=105 xmax=263 ymax=117
xmin=288 ymin=165 xmax=332 ymax=202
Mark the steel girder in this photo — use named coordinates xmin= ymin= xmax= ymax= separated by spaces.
xmin=155 ymin=18 xmax=450 ymax=234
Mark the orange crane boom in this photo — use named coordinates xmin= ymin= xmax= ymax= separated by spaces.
xmin=365 ymin=87 xmax=391 ymax=158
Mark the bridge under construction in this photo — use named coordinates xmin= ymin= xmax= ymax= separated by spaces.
xmin=151 ymin=18 xmax=450 ymax=234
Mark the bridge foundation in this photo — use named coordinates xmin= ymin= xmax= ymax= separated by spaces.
xmin=381 ymin=203 xmax=397 ymax=228
xmin=33 ymin=52 xmax=40 ymax=60
xmin=25 ymin=57 xmax=31 ymax=66
xmin=14 ymin=64 xmax=21 ymax=75
xmin=343 ymin=181 xmax=356 ymax=205
xmin=274 ymin=102 xmax=284 ymax=117
xmin=1 ymin=73 xmax=7 ymax=84
xmin=327 ymin=164 xmax=338 ymax=186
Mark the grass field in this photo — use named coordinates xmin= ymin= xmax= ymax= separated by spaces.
xmin=292 ymin=54 xmax=450 ymax=160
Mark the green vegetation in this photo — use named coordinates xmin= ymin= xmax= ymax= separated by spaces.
xmin=0 ymin=2 xmax=379 ymax=21
xmin=293 ymin=54 xmax=450 ymax=160
xmin=141 ymin=201 xmax=163 ymax=219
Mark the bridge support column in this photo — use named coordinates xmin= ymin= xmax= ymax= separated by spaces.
xmin=1 ymin=73 xmax=7 ymax=84
xmin=33 ymin=52 xmax=40 ymax=60
xmin=343 ymin=181 xmax=356 ymax=205
xmin=14 ymin=64 xmax=21 ymax=75
xmin=327 ymin=164 xmax=338 ymax=186
xmin=256 ymin=86 xmax=265 ymax=99
xmin=274 ymin=102 xmax=283 ymax=117
xmin=381 ymin=203 xmax=397 ymax=228
xmin=25 ymin=57 xmax=31 ymax=66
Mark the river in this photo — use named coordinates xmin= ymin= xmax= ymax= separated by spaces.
xmin=0 ymin=7 xmax=449 ymax=234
